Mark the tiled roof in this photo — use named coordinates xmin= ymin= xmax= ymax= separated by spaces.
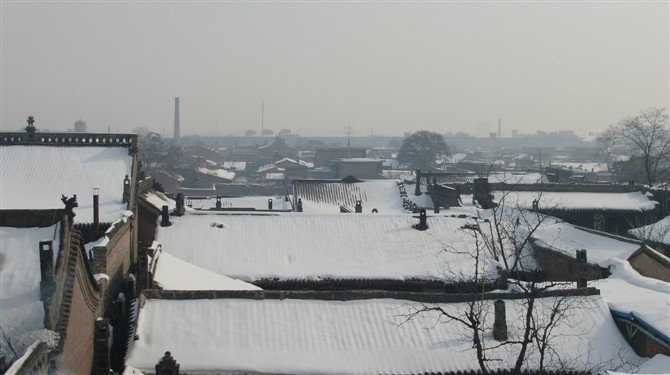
xmin=0 ymin=145 xmax=133 ymax=223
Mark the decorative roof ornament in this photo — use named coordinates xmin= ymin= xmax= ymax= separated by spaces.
xmin=61 ymin=194 xmax=78 ymax=219
xmin=26 ymin=115 xmax=36 ymax=137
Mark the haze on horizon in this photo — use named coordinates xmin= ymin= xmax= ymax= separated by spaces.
xmin=1 ymin=1 xmax=668 ymax=138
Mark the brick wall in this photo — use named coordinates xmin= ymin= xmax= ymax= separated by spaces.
xmin=58 ymin=270 xmax=97 ymax=374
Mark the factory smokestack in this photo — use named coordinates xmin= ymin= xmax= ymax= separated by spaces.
xmin=174 ymin=97 xmax=180 ymax=143
xmin=498 ymin=118 xmax=501 ymax=139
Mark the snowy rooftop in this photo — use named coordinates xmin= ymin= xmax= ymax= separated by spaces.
xmin=495 ymin=191 xmax=657 ymax=212
xmin=0 ymin=145 xmax=133 ymax=223
xmin=531 ymin=222 xmax=641 ymax=264
xmin=195 ymin=167 xmax=235 ymax=181
xmin=595 ymin=258 xmax=670 ymax=343
xmin=294 ymin=180 xmax=405 ymax=213
xmin=126 ymin=295 xmax=639 ymax=374
xmin=155 ymin=213 xmax=498 ymax=282
xmin=0 ymin=225 xmax=60 ymax=360
xmin=629 ymin=215 xmax=670 ymax=245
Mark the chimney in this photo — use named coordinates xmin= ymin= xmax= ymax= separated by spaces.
xmin=175 ymin=193 xmax=185 ymax=216
xmin=414 ymin=209 xmax=428 ymax=231
xmin=93 ymin=318 xmax=111 ymax=375
xmin=93 ymin=188 xmax=100 ymax=238
xmin=297 ymin=198 xmax=303 ymax=212
xmin=498 ymin=118 xmax=501 ymax=139
xmin=415 ymin=169 xmax=422 ymax=196
xmin=155 ymin=351 xmax=180 ymax=375
xmin=355 ymin=200 xmax=362 ymax=213
xmin=268 ymin=199 xmax=273 ymax=210
xmin=576 ymin=249 xmax=588 ymax=288
xmin=174 ymin=97 xmax=180 ymax=143
xmin=122 ymin=175 xmax=130 ymax=204
xmin=493 ymin=299 xmax=508 ymax=341
xmin=39 ymin=240 xmax=55 ymax=301
xmin=126 ymin=274 xmax=136 ymax=300
xmin=160 ymin=205 xmax=171 ymax=227
xmin=138 ymin=247 xmax=150 ymax=290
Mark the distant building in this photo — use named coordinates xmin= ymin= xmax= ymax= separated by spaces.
xmin=74 ymin=119 xmax=87 ymax=132
xmin=332 ymin=158 xmax=384 ymax=180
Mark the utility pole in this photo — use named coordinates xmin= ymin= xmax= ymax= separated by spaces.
xmin=345 ymin=126 xmax=353 ymax=149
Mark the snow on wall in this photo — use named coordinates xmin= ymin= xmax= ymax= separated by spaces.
xmin=185 ymin=196 xmax=292 ymax=211
xmin=154 ymin=213 xmax=498 ymax=282
xmin=0 ymin=225 xmax=60 ymax=360
xmin=126 ymin=296 xmax=640 ymax=374
xmin=0 ymin=146 xmax=133 ymax=223
xmin=494 ymin=191 xmax=657 ymax=212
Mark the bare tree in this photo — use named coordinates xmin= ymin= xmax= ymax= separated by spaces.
xmin=614 ymin=107 xmax=670 ymax=186
xmin=596 ymin=127 xmax=617 ymax=172
xmin=398 ymin=188 xmax=608 ymax=373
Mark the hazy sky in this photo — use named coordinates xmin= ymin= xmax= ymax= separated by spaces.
xmin=1 ymin=1 xmax=668 ymax=137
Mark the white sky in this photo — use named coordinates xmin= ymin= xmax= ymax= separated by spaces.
xmin=1 ymin=1 xmax=668 ymax=137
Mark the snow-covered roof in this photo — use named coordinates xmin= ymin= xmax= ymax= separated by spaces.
xmin=126 ymin=295 xmax=639 ymax=374
xmin=154 ymin=213 xmax=498 ymax=282
xmin=185 ymin=196 xmax=292 ymax=211
xmin=531 ymin=222 xmax=641 ymax=264
xmin=629 ymin=215 xmax=670 ymax=245
xmin=196 ymin=167 xmax=235 ymax=181
xmin=294 ymin=180 xmax=405 ymax=213
xmin=153 ymin=251 xmax=261 ymax=291
xmin=495 ymin=191 xmax=657 ymax=212
xmin=221 ymin=161 xmax=246 ymax=171
xmin=0 ymin=225 xmax=60 ymax=360
xmin=595 ymin=258 xmax=670 ymax=343
xmin=0 ymin=145 xmax=133 ymax=223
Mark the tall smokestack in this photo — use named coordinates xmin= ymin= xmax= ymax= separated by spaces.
xmin=498 ymin=118 xmax=501 ymax=139
xmin=174 ymin=97 xmax=180 ymax=143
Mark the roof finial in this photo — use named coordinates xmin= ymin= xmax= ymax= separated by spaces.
xmin=26 ymin=115 xmax=36 ymax=137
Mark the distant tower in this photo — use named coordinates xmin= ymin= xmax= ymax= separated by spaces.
xmin=498 ymin=118 xmax=501 ymax=139
xmin=174 ymin=97 xmax=180 ymax=142
xmin=74 ymin=119 xmax=87 ymax=133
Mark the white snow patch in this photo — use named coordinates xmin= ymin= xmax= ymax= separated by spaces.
xmin=154 ymin=251 xmax=261 ymax=291
xmin=0 ymin=225 xmax=60 ymax=361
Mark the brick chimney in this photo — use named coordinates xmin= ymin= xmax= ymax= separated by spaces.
xmin=39 ymin=240 xmax=55 ymax=301
xmin=93 ymin=188 xmax=100 ymax=238
xmin=161 ymin=205 xmax=171 ymax=227
xmin=174 ymin=193 xmax=185 ymax=216
xmin=493 ymin=299 xmax=507 ymax=341
xmin=355 ymin=200 xmax=362 ymax=213
xmin=122 ymin=175 xmax=130 ymax=204
xmin=156 ymin=351 xmax=180 ymax=375
xmin=576 ymin=249 xmax=588 ymax=288
xmin=93 ymin=318 xmax=111 ymax=375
